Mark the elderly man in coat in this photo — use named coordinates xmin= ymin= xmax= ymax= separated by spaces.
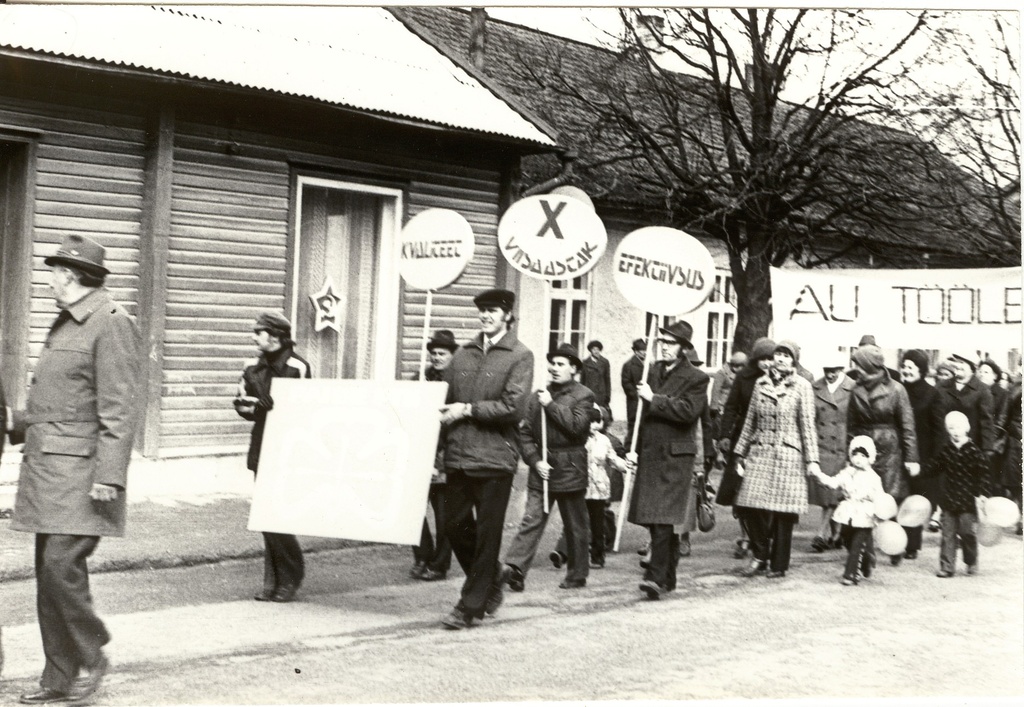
xmin=6 ymin=235 xmax=139 ymax=705
xmin=625 ymin=321 xmax=710 ymax=600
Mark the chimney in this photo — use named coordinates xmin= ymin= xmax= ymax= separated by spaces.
xmin=469 ymin=8 xmax=487 ymax=72
xmin=636 ymin=12 xmax=665 ymax=54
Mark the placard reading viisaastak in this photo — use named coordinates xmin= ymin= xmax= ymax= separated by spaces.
xmin=771 ymin=266 xmax=1022 ymax=349
xmin=249 ymin=378 xmax=448 ymax=544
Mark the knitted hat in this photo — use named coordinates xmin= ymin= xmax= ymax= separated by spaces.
xmin=749 ymin=337 xmax=777 ymax=362
xmin=858 ymin=334 xmax=877 ymax=346
xmin=774 ymin=340 xmax=801 ymax=364
xmin=848 ymin=435 xmax=877 ymax=464
xmin=851 ymin=345 xmax=885 ymax=374
xmin=901 ymin=349 xmax=930 ymax=377
xmin=979 ymin=358 xmax=1002 ymax=379
xmin=254 ymin=312 xmax=291 ymax=339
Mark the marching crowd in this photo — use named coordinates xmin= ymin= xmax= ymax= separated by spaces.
xmin=2 ymin=241 xmax=1020 ymax=704
xmin=398 ymin=287 xmax=1022 ymax=627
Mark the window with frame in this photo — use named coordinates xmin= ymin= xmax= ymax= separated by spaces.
xmin=705 ymin=271 xmax=737 ymax=369
xmin=547 ymin=274 xmax=590 ymax=352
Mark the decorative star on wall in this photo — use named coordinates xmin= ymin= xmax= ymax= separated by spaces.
xmin=310 ymin=277 xmax=343 ymax=333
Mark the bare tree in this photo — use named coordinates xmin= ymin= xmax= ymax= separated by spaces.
xmin=915 ymin=13 xmax=1020 ymax=248
xmin=504 ymin=9 xmax=1017 ymax=350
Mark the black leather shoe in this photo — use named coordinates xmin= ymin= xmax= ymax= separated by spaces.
xmin=638 ymin=579 xmax=665 ymax=600
xmin=409 ymin=561 xmax=426 ymax=579
xmin=558 ymin=578 xmax=586 ymax=589
xmin=254 ymin=589 xmax=275 ymax=601
xmin=270 ymin=585 xmax=298 ymax=602
xmin=68 ymin=652 xmax=109 ymax=704
xmin=419 ymin=567 xmax=447 ymax=581
xmin=19 ymin=690 xmax=70 ymax=705
xmin=501 ymin=564 xmax=525 ymax=592
xmin=765 ymin=569 xmax=786 ymax=579
xmin=484 ymin=585 xmax=504 ymax=616
xmin=549 ymin=551 xmax=566 ymax=569
xmin=441 ymin=608 xmax=473 ymax=630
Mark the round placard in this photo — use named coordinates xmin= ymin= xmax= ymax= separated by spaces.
xmin=400 ymin=209 xmax=475 ymax=290
xmin=612 ymin=226 xmax=716 ymax=315
xmin=497 ymin=194 xmax=607 ymax=281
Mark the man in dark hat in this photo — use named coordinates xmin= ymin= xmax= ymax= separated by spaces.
xmin=581 ymin=339 xmax=612 ymax=414
xmin=234 ymin=311 xmax=311 ymax=603
xmin=7 ymin=234 xmax=139 ymax=704
xmin=625 ymin=320 xmax=709 ymax=599
xmin=438 ymin=288 xmax=533 ymax=629
xmin=621 ymin=337 xmax=648 ymax=449
xmin=409 ymin=330 xmax=459 ymax=582
xmin=499 ymin=343 xmax=595 ymax=593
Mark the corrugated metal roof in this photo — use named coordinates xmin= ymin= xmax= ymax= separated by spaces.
xmin=0 ymin=5 xmax=557 ymax=147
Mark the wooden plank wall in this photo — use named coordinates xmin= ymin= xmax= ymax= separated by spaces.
xmin=0 ymin=87 xmax=146 ymax=378
xmin=159 ymin=117 xmax=505 ymax=456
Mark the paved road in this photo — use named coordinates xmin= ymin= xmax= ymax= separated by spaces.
xmin=1 ymin=507 xmax=1021 ymax=705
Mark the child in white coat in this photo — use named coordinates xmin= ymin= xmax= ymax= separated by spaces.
xmin=812 ymin=436 xmax=885 ymax=585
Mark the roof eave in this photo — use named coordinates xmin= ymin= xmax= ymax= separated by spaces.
xmin=0 ymin=46 xmax=556 ymax=152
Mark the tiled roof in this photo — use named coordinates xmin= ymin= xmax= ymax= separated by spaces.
xmin=0 ymin=5 xmax=557 ymax=148
xmin=398 ymin=7 xmax=1018 ymax=262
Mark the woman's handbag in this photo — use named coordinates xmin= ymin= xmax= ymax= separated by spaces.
xmin=695 ymin=471 xmax=716 ymax=533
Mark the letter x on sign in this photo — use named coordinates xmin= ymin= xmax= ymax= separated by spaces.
xmin=535 ymin=199 xmax=566 ymax=239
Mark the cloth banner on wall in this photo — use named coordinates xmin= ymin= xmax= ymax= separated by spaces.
xmin=771 ymin=266 xmax=1022 ymax=351
xmin=248 ymin=378 xmax=448 ymax=544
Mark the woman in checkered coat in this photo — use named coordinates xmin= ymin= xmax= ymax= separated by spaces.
xmin=734 ymin=340 xmax=820 ymax=579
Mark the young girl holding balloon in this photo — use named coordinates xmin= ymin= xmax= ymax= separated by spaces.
xmin=811 ymin=436 xmax=886 ymax=585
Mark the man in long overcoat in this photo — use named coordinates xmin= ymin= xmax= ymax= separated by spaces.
xmin=626 ymin=321 xmax=709 ymax=600
xmin=581 ymin=340 xmax=611 ymax=412
xmin=7 ymin=235 xmax=139 ymax=705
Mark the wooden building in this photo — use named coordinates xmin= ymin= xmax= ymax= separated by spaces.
xmin=0 ymin=6 xmax=558 ymax=459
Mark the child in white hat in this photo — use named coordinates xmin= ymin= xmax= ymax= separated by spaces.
xmin=811 ymin=436 xmax=885 ymax=585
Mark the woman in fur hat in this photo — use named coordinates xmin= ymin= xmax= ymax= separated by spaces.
xmin=847 ymin=345 xmax=919 ymax=566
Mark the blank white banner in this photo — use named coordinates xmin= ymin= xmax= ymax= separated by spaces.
xmin=248 ymin=378 xmax=448 ymax=544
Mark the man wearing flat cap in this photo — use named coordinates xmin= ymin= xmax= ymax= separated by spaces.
xmin=6 ymin=234 xmax=139 ymax=704
xmin=933 ymin=352 xmax=995 ymax=457
xmin=500 ymin=343 xmax=595 ymax=593
xmin=438 ymin=288 xmax=533 ymax=629
xmin=625 ymin=320 xmax=709 ymax=600
xmin=234 ymin=311 xmax=311 ymax=603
